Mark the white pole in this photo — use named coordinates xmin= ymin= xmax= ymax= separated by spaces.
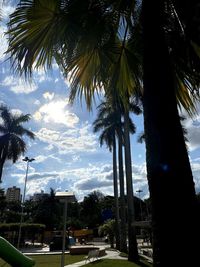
xmin=17 ymin=160 xmax=29 ymax=249
xmin=61 ymin=200 xmax=67 ymax=267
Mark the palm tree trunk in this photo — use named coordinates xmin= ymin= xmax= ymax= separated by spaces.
xmin=124 ymin=109 xmax=139 ymax=262
xmin=112 ymin=135 xmax=120 ymax=250
xmin=118 ymin=130 xmax=127 ymax=253
xmin=142 ymin=0 xmax=200 ymax=266
xmin=0 ymin=148 xmax=7 ymax=183
xmin=0 ymin=161 xmax=4 ymax=183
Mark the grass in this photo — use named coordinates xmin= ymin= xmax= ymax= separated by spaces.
xmin=0 ymin=254 xmax=152 ymax=267
xmin=84 ymin=259 xmax=152 ymax=267
xmin=0 ymin=254 xmax=85 ymax=267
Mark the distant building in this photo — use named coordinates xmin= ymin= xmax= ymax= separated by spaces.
xmin=6 ymin=186 xmax=21 ymax=202
xmin=30 ymin=190 xmax=49 ymax=201
xmin=0 ymin=189 xmax=5 ymax=198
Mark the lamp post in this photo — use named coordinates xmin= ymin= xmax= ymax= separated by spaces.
xmin=17 ymin=157 xmax=35 ymax=249
xmin=136 ymin=189 xmax=143 ymax=221
xmin=55 ymin=192 xmax=76 ymax=267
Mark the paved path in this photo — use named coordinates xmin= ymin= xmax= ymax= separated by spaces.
xmin=65 ymin=249 xmax=127 ymax=267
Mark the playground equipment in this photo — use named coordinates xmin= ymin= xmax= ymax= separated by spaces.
xmin=0 ymin=236 xmax=35 ymax=267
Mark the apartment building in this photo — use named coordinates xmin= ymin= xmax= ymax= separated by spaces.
xmin=6 ymin=186 xmax=21 ymax=202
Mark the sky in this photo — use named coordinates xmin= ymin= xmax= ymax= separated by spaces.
xmin=0 ymin=1 xmax=200 ymax=201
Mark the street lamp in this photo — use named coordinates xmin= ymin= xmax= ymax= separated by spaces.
xmin=136 ymin=189 xmax=143 ymax=221
xmin=55 ymin=192 xmax=76 ymax=267
xmin=17 ymin=157 xmax=35 ymax=249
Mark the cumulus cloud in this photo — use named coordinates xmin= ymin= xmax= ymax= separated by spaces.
xmin=75 ymin=177 xmax=112 ymax=191
xmin=35 ymin=123 xmax=97 ymax=153
xmin=1 ymin=4 xmax=15 ymax=21
xmin=72 ymin=155 xmax=81 ymax=162
xmin=1 ymin=75 xmax=38 ymax=94
xmin=181 ymin=108 xmax=200 ymax=151
xmin=33 ymin=98 xmax=79 ymax=127
xmin=191 ymin=160 xmax=200 ymax=193
xmin=101 ymin=165 xmax=112 ymax=173
xmin=43 ymin=92 xmax=55 ymax=101
xmin=34 ymin=100 xmax=41 ymax=105
xmin=132 ymin=163 xmax=147 ymax=180
xmin=0 ymin=25 xmax=8 ymax=61
xmin=10 ymin=108 xmax=23 ymax=115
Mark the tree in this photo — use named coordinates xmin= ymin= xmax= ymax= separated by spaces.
xmin=0 ymin=105 xmax=35 ymax=182
xmin=80 ymin=191 xmax=103 ymax=229
xmin=6 ymin=1 xmax=200 ymax=265
xmin=93 ymin=101 xmax=121 ymax=250
xmin=32 ymin=188 xmax=62 ymax=230
xmin=98 ymin=219 xmax=115 ymax=249
xmin=141 ymin=1 xmax=200 ymax=265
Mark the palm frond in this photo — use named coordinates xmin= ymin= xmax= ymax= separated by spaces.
xmin=137 ymin=132 xmax=145 ymax=143
xmin=0 ymin=105 xmax=12 ymax=130
xmin=7 ymin=0 xmax=68 ymax=77
xmin=8 ymin=134 xmax=26 ymax=163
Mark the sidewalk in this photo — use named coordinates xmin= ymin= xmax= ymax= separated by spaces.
xmin=65 ymin=249 xmax=127 ymax=267
xmin=22 ymin=242 xmax=152 ymax=265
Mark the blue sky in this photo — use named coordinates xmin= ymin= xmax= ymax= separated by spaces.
xmin=0 ymin=1 xmax=200 ymax=201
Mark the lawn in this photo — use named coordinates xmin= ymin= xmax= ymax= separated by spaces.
xmin=0 ymin=254 xmax=152 ymax=267
xmin=85 ymin=259 xmax=152 ymax=267
xmin=0 ymin=254 xmax=85 ymax=267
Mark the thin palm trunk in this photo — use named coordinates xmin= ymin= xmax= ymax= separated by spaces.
xmin=118 ymin=129 xmax=127 ymax=253
xmin=0 ymin=147 xmax=7 ymax=183
xmin=0 ymin=161 xmax=4 ymax=183
xmin=124 ymin=109 xmax=139 ymax=262
xmin=142 ymin=0 xmax=200 ymax=266
xmin=112 ymin=135 xmax=120 ymax=250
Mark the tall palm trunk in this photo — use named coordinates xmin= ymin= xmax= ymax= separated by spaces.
xmin=142 ymin=0 xmax=200 ymax=266
xmin=112 ymin=134 xmax=120 ymax=250
xmin=118 ymin=129 xmax=127 ymax=253
xmin=0 ymin=147 xmax=7 ymax=183
xmin=0 ymin=161 xmax=4 ymax=183
xmin=124 ymin=109 xmax=139 ymax=262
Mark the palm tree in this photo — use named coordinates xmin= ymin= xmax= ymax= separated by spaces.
xmin=0 ymin=105 xmax=35 ymax=182
xmin=93 ymin=102 xmax=120 ymax=250
xmin=141 ymin=1 xmax=200 ymax=265
xmin=93 ymin=99 xmax=141 ymax=254
xmin=6 ymin=1 xmax=200 ymax=265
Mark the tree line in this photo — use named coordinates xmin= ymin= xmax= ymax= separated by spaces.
xmin=0 ymin=189 xmax=150 ymax=231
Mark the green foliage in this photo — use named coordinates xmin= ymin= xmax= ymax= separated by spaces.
xmin=98 ymin=219 xmax=115 ymax=248
xmin=31 ymin=188 xmax=62 ymax=230
xmin=0 ymin=223 xmax=45 ymax=231
xmin=80 ymin=191 xmax=104 ymax=228
xmin=85 ymin=258 xmax=151 ymax=267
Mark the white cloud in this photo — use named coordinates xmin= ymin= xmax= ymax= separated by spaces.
xmin=0 ymin=25 xmax=8 ymax=61
xmin=43 ymin=92 xmax=55 ymax=100
xmin=10 ymin=108 xmax=23 ymax=115
xmin=75 ymin=177 xmax=112 ymax=191
xmin=1 ymin=75 xmax=38 ymax=94
xmin=191 ymin=160 xmax=200 ymax=193
xmin=35 ymin=123 xmax=97 ymax=153
xmin=34 ymin=100 xmax=41 ymax=105
xmin=1 ymin=4 xmax=15 ymax=21
xmin=33 ymin=98 xmax=79 ymax=127
xmin=72 ymin=155 xmax=81 ymax=162
xmin=181 ymin=107 xmax=200 ymax=151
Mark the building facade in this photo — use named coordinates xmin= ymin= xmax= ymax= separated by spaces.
xmin=6 ymin=186 xmax=21 ymax=202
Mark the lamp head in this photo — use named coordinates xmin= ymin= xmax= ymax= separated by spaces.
xmin=23 ymin=157 xmax=35 ymax=162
